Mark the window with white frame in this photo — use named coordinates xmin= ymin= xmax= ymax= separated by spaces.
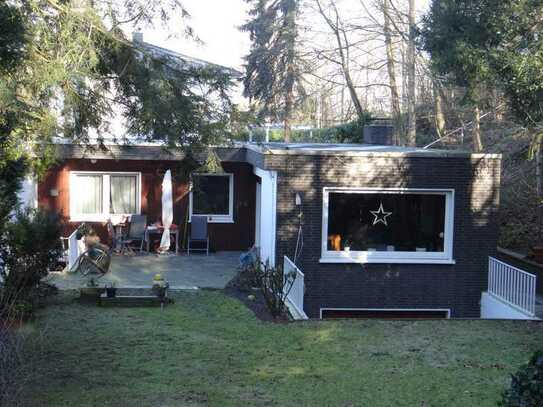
xmin=189 ymin=173 xmax=234 ymax=223
xmin=69 ymin=172 xmax=141 ymax=222
xmin=321 ymin=188 xmax=454 ymax=264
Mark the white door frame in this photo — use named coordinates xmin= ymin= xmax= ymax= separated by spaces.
xmin=253 ymin=167 xmax=277 ymax=267
xmin=255 ymin=182 xmax=261 ymax=248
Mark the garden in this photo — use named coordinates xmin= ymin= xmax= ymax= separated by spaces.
xmin=5 ymin=290 xmax=543 ymax=407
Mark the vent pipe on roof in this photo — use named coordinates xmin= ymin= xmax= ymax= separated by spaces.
xmin=363 ymin=125 xmax=394 ymax=146
xmin=132 ymin=32 xmax=144 ymax=43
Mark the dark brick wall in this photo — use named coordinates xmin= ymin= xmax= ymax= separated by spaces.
xmin=264 ymin=153 xmax=501 ymax=318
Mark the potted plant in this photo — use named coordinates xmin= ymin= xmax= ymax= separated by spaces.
xmin=105 ymin=282 xmax=117 ymax=298
xmin=152 ymin=274 xmax=169 ymax=299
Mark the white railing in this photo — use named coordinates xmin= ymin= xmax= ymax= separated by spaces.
xmin=283 ymin=256 xmax=308 ymax=320
xmin=488 ymin=256 xmax=537 ymax=316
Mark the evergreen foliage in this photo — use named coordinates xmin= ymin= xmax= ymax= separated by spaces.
xmin=242 ymin=0 xmax=306 ymax=140
xmin=0 ymin=0 xmax=236 ymax=173
xmin=421 ymin=0 xmax=543 ymax=128
xmin=501 ymin=350 xmax=543 ymax=406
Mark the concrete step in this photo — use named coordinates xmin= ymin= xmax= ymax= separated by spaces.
xmin=536 ymin=295 xmax=543 ymax=319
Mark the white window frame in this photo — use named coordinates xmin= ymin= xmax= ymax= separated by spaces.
xmin=189 ymin=173 xmax=234 ymax=223
xmin=320 ymin=187 xmax=455 ymax=264
xmin=69 ymin=171 xmax=142 ymax=222
xmin=319 ymin=308 xmax=452 ymax=319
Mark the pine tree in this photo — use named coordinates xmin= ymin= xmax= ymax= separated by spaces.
xmin=242 ymin=0 xmax=305 ymax=142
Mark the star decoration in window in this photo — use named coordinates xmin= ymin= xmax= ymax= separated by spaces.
xmin=370 ymin=203 xmax=392 ymax=226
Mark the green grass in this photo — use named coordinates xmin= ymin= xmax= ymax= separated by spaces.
xmin=22 ymin=291 xmax=543 ymax=406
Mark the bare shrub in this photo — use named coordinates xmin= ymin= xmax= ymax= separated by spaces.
xmin=253 ymin=261 xmax=296 ymax=318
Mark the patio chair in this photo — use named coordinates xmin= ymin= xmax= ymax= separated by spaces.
xmin=71 ymin=242 xmax=113 ymax=277
xmin=119 ymin=215 xmax=147 ymax=255
xmin=187 ymin=215 xmax=209 ymax=255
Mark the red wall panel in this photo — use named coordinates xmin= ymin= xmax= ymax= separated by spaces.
xmin=38 ymin=159 xmax=257 ymax=252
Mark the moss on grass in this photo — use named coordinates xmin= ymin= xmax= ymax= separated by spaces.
xmin=24 ymin=291 xmax=543 ymax=406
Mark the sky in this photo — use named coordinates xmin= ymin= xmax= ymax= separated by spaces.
xmin=134 ymin=0 xmax=431 ymax=71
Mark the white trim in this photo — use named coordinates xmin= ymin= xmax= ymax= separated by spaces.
xmin=321 ymin=187 xmax=455 ymax=264
xmin=319 ymin=307 xmax=452 ymax=319
xmin=69 ymin=171 xmax=142 ymax=222
xmin=255 ymin=182 xmax=261 ymax=248
xmin=189 ymin=173 xmax=234 ymax=223
xmin=254 ymin=167 xmax=277 ymax=266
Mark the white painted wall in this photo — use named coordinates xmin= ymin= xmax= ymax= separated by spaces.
xmin=481 ymin=292 xmax=538 ymax=320
xmin=17 ymin=175 xmax=38 ymax=210
xmin=253 ymin=167 xmax=277 ymax=267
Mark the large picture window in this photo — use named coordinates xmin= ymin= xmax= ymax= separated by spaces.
xmin=189 ymin=173 xmax=234 ymax=223
xmin=321 ymin=188 xmax=454 ymax=264
xmin=70 ymin=172 xmax=141 ymax=222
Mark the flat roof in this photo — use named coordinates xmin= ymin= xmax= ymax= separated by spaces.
xmin=51 ymin=142 xmax=501 ymax=161
xmin=242 ymin=142 xmax=501 ymax=159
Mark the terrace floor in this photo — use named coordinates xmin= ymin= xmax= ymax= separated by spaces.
xmin=47 ymin=251 xmax=241 ymax=289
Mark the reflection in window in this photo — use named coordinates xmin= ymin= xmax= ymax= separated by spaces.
xmin=192 ymin=174 xmax=232 ymax=216
xmin=327 ymin=192 xmax=446 ymax=253
xmin=110 ymin=175 xmax=137 ymax=214
xmin=74 ymin=175 xmax=103 ymax=214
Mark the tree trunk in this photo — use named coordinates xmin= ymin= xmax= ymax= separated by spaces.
xmin=383 ymin=0 xmax=402 ymax=145
xmin=315 ymin=0 xmax=365 ymax=121
xmin=284 ymin=84 xmax=293 ymax=142
xmin=406 ymin=0 xmax=417 ymax=146
xmin=536 ymin=133 xmax=543 ymax=241
xmin=473 ymin=104 xmax=483 ymax=152
xmin=434 ymin=82 xmax=446 ymax=138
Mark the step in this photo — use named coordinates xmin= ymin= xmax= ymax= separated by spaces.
xmin=98 ymin=295 xmax=172 ymax=307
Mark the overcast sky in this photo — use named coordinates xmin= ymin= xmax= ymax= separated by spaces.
xmin=135 ymin=0 xmax=431 ymax=71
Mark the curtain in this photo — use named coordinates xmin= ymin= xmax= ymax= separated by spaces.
xmin=75 ymin=175 xmax=102 ymax=214
xmin=110 ymin=176 xmax=137 ymax=214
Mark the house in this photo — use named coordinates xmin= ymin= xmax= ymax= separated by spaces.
xmin=33 ymin=137 xmax=502 ymax=319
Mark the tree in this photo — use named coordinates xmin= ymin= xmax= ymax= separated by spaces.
xmin=314 ymin=0 xmax=365 ymax=122
xmin=421 ymin=1 xmax=503 ymax=152
xmin=0 ymin=0 xmax=236 ymax=173
xmin=406 ymin=0 xmax=417 ymax=146
xmin=242 ymin=0 xmax=305 ymax=142
xmin=383 ymin=0 xmax=402 ymax=144
xmin=422 ymin=0 xmax=543 ymax=230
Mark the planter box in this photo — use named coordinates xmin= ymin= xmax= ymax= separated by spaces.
xmin=79 ymin=287 xmax=105 ymax=303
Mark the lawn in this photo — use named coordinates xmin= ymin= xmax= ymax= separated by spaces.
xmin=21 ymin=290 xmax=543 ymax=406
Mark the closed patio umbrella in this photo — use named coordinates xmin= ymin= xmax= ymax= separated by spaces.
xmin=158 ymin=170 xmax=173 ymax=253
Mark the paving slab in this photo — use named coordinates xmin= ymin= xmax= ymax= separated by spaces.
xmin=47 ymin=252 xmax=241 ymax=290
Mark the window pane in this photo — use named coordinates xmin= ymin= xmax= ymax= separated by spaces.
xmin=75 ymin=175 xmax=102 ymax=214
xmin=110 ymin=176 xmax=137 ymax=214
xmin=193 ymin=175 xmax=230 ymax=215
xmin=327 ymin=192 xmax=446 ymax=253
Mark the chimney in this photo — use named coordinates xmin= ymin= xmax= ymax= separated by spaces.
xmin=363 ymin=125 xmax=394 ymax=145
xmin=132 ymin=32 xmax=144 ymax=43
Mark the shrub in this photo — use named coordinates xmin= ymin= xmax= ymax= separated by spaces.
xmin=0 ymin=208 xmax=62 ymax=319
xmin=501 ymin=350 xmax=543 ymax=407
xmin=0 ymin=319 xmax=43 ymax=406
xmin=253 ymin=261 xmax=296 ymax=318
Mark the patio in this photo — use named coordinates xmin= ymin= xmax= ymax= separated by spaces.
xmin=48 ymin=252 xmax=241 ymax=290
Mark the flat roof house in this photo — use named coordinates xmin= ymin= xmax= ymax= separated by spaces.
xmin=35 ymin=141 xmax=501 ymax=319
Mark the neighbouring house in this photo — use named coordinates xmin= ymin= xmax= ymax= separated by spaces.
xmin=31 ymin=138 xmax=502 ymax=319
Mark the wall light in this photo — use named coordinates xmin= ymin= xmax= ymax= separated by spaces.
xmin=50 ymin=188 xmax=59 ymax=197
